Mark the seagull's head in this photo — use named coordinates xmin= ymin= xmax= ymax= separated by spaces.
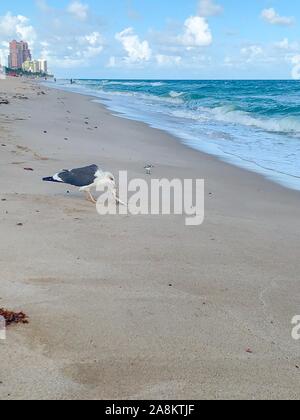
xmin=95 ymin=172 xmax=116 ymax=190
xmin=104 ymin=172 xmax=116 ymax=186
xmin=105 ymin=172 xmax=115 ymax=181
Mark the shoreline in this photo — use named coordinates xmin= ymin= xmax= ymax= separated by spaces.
xmin=49 ymin=80 xmax=300 ymax=200
xmin=46 ymin=79 xmax=300 ymax=194
xmin=1 ymin=77 xmax=300 ymax=400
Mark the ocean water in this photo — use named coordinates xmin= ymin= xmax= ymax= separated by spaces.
xmin=49 ymin=79 xmax=300 ymax=191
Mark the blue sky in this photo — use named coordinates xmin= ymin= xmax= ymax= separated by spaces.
xmin=0 ymin=0 xmax=300 ymax=79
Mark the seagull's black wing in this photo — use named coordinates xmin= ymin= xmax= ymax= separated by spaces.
xmin=58 ymin=165 xmax=100 ymax=187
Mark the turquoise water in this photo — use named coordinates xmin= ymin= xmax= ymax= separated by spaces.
xmin=50 ymin=79 xmax=300 ymax=191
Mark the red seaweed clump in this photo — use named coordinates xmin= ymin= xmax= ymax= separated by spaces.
xmin=0 ymin=308 xmax=29 ymax=326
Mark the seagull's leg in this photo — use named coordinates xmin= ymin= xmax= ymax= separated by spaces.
xmin=84 ymin=191 xmax=91 ymax=202
xmin=87 ymin=190 xmax=97 ymax=204
xmin=83 ymin=190 xmax=97 ymax=204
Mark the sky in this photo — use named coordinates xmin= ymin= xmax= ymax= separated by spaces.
xmin=0 ymin=0 xmax=300 ymax=79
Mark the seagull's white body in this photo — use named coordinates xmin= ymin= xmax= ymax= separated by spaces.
xmin=79 ymin=170 xmax=116 ymax=204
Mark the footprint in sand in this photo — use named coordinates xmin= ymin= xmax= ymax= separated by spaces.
xmin=15 ymin=144 xmax=49 ymax=161
xmin=34 ymin=153 xmax=49 ymax=161
xmin=17 ymin=145 xmax=30 ymax=152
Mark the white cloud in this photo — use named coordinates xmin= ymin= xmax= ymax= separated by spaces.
xmin=261 ymin=8 xmax=294 ymax=26
xmin=275 ymin=38 xmax=290 ymax=50
xmin=115 ymin=27 xmax=152 ymax=63
xmin=274 ymin=38 xmax=299 ymax=52
xmin=241 ymin=45 xmax=263 ymax=57
xmin=156 ymin=54 xmax=182 ymax=66
xmin=0 ymin=12 xmax=37 ymax=64
xmin=0 ymin=12 xmax=37 ymax=45
xmin=241 ymin=45 xmax=264 ymax=63
xmin=291 ymin=55 xmax=300 ymax=65
xmin=67 ymin=1 xmax=89 ymax=21
xmin=179 ymin=16 xmax=212 ymax=48
xmin=198 ymin=0 xmax=223 ymax=17
xmin=0 ymin=41 xmax=9 ymax=66
xmin=0 ymin=6 xmax=101 ymax=71
xmin=40 ymin=31 xmax=104 ymax=69
xmin=77 ymin=32 xmax=104 ymax=58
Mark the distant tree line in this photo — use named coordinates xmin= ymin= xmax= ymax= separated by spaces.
xmin=4 ymin=67 xmax=49 ymax=78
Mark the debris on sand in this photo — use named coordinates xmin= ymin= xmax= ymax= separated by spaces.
xmin=24 ymin=167 xmax=34 ymax=171
xmin=0 ymin=99 xmax=9 ymax=105
xmin=13 ymin=95 xmax=29 ymax=100
xmin=0 ymin=309 xmax=29 ymax=326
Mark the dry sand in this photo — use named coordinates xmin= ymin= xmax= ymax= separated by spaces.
xmin=1 ymin=77 xmax=300 ymax=400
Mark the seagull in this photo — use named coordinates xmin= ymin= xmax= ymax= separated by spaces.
xmin=43 ymin=164 xmax=124 ymax=204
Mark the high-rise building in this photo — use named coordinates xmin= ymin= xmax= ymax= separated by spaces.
xmin=38 ymin=59 xmax=48 ymax=74
xmin=8 ymin=40 xmax=32 ymax=69
xmin=20 ymin=41 xmax=31 ymax=62
xmin=22 ymin=59 xmax=48 ymax=74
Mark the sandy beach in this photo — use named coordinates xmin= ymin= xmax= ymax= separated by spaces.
xmin=1 ymin=77 xmax=300 ymax=400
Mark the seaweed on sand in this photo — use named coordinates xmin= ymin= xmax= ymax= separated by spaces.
xmin=0 ymin=309 xmax=29 ymax=326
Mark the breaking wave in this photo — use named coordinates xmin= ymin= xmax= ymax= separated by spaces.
xmin=209 ymin=105 xmax=300 ymax=135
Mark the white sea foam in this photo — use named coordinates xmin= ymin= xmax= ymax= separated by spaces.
xmin=210 ymin=105 xmax=300 ymax=135
xmin=99 ymin=89 xmax=184 ymax=105
xmin=150 ymin=82 xmax=165 ymax=87
xmin=169 ymin=91 xmax=184 ymax=98
xmin=171 ymin=104 xmax=300 ymax=136
xmin=103 ymin=81 xmax=165 ymax=87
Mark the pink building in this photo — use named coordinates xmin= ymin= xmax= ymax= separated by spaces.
xmin=8 ymin=40 xmax=32 ymax=69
